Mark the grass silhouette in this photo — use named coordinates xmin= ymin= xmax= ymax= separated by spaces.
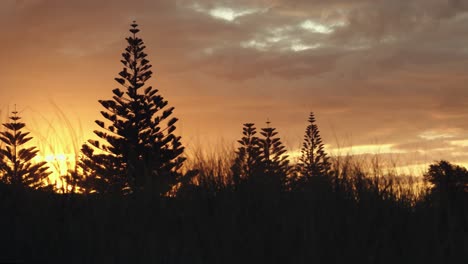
xmin=0 ymin=154 xmax=466 ymax=263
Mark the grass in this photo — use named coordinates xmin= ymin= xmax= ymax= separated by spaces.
xmin=0 ymin=156 xmax=466 ymax=263
xmin=24 ymin=103 xmax=85 ymax=191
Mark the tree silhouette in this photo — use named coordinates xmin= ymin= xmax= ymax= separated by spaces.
xmin=0 ymin=110 xmax=50 ymax=189
xmin=232 ymin=122 xmax=289 ymax=190
xmin=231 ymin=123 xmax=262 ymax=186
xmin=424 ymin=160 xmax=468 ymax=195
xmin=423 ymin=160 xmax=468 ymax=240
xmin=297 ymin=112 xmax=330 ymax=180
xmin=257 ymin=121 xmax=290 ymax=191
xmin=79 ymin=22 xmax=192 ymax=195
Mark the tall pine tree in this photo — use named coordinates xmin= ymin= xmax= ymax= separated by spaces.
xmin=297 ymin=112 xmax=331 ymax=181
xmin=231 ymin=123 xmax=262 ymax=186
xmin=233 ymin=121 xmax=289 ymax=191
xmin=257 ymin=121 xmax=290 ymax=190
xmin=0 ymin=110 xmax=50 ymax=189
xmin=79 ymin=22 xmax=192 ymax=195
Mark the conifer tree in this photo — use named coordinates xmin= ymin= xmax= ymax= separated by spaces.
xmin=257 ymin=121 xmax=290 ymax=190
xmin=297 ymin=112 xmax=331 ymax=181
xmin=0 ymin=110 xmax=50 ymax=189
xmin=231 ymin=123 xmax=262 ymax=186
xmin=233 ymin=121 xmax=289 ymax=190
xmin=79 ymin=22 xmax=192 ymax=195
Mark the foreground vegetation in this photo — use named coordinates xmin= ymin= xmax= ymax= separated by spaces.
xmin=0 ymin=158 xmax=466 ymax=263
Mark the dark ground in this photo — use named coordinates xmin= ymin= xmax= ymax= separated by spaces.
xmin=0 ymin=179 xmax=466 ymax=264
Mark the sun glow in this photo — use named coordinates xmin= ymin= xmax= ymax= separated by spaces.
xmin=34 ymin=153 xmax=77 ymax=179
xmin=44 ymin=153 xmax=70 ymax=163
xmin=19 ymin=103 xmax=86 ymax=188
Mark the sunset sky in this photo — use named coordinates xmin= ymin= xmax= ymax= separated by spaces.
xmin=2 ymin=0 xmax=468 ymax=174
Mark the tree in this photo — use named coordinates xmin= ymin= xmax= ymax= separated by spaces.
xmin=0 ymin=110 xmax=50 ymax=189
xmin=231 ymin=123 xmax=262 ymax=186
xmin=424 ymin=160 xmax=468 ymax=195
xmin=297 ymin=112 xmax=331 ymax=180
xmin=79 ymin=22 xmax=192 ymax=195
xmin=257 ymin=121 xmax=290 ymax=191
xmin=424 ymin=160 xmax=468 ymax=235
xmin=232 ymin=121 xmax=289 ymax=191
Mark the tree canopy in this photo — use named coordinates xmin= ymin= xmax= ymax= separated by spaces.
xmin=79 ymin=22 xmax=192 ymax=195
xmin=0 ymin=110 xmax=50 ymax=189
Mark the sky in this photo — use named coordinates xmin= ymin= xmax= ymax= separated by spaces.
xmin=1 ymin=0 xmax=468 ymax=174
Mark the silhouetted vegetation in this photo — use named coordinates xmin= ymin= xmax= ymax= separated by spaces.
xmin=0 ymin=22 xmax=466 ymax=263
xmin=0 ymin=110 xmax=50 ymax=190
xmin=424 ymin=160 xmax=468 ymax=195
xmin=297 ymin=112 xmax=331 ymax=177
xmin=78 ymin=22 xmax=195 ymax=195
xmin=294 ymin=112 xmax=332 ymax=191
xmin=231 ymin=122 xmax=290 ymax=192
xmin=232 ymin=123 xmax=262 ymax=187
xmin=257 ymin=122 xmax=290 ymax=191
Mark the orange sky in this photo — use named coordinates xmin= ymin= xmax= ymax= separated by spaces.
xmin=2 ymin=0 xmax=468 ymax=175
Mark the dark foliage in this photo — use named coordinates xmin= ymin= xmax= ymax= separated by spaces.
xmin=293 ymin=112 xmax=332 ymax=191
xmin=232 ymin=122 xmax=289 ymax=191
xmin=424 ymin=160 xmax=468 ymax=194
xmin=423 ymin=160 xmax=468 ymax=240
xmin=297 ymin=112 xmax=331 ymax=178
xmin=0 ymin=166 xmax=466 ymax=264
xmin=78 ymin=22 xmax=194 ymax=195
xmin=257 ymin=123 xmax=290 ymax=191
xmin=0 ymin=111 xmax=50 ymax=189
xmin=231 ymin=123 xmax=262 ymax=186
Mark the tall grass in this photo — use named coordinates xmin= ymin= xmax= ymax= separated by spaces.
xmin=25 ymin=103 xmax=84 ymax=192
xmin=0 ymin=149 xmax=466 ymax=263
xmin=184 ymin=142 xmax=236 ymax=191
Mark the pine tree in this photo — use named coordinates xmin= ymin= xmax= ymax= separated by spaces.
xmin=231 ymin=123 xmax=262 ymax=186
xmin=257 ymin=121 xmax=290 ymax=190
xmin=232 ymin=122 xmax=289 ymax=190
xmin=79 ymin=22 xmax=192 ymax=195
xmin=0 ymin=110 xmax=50 ymax=189
xmin=297 ymin=112 xmax=331 ymax=181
